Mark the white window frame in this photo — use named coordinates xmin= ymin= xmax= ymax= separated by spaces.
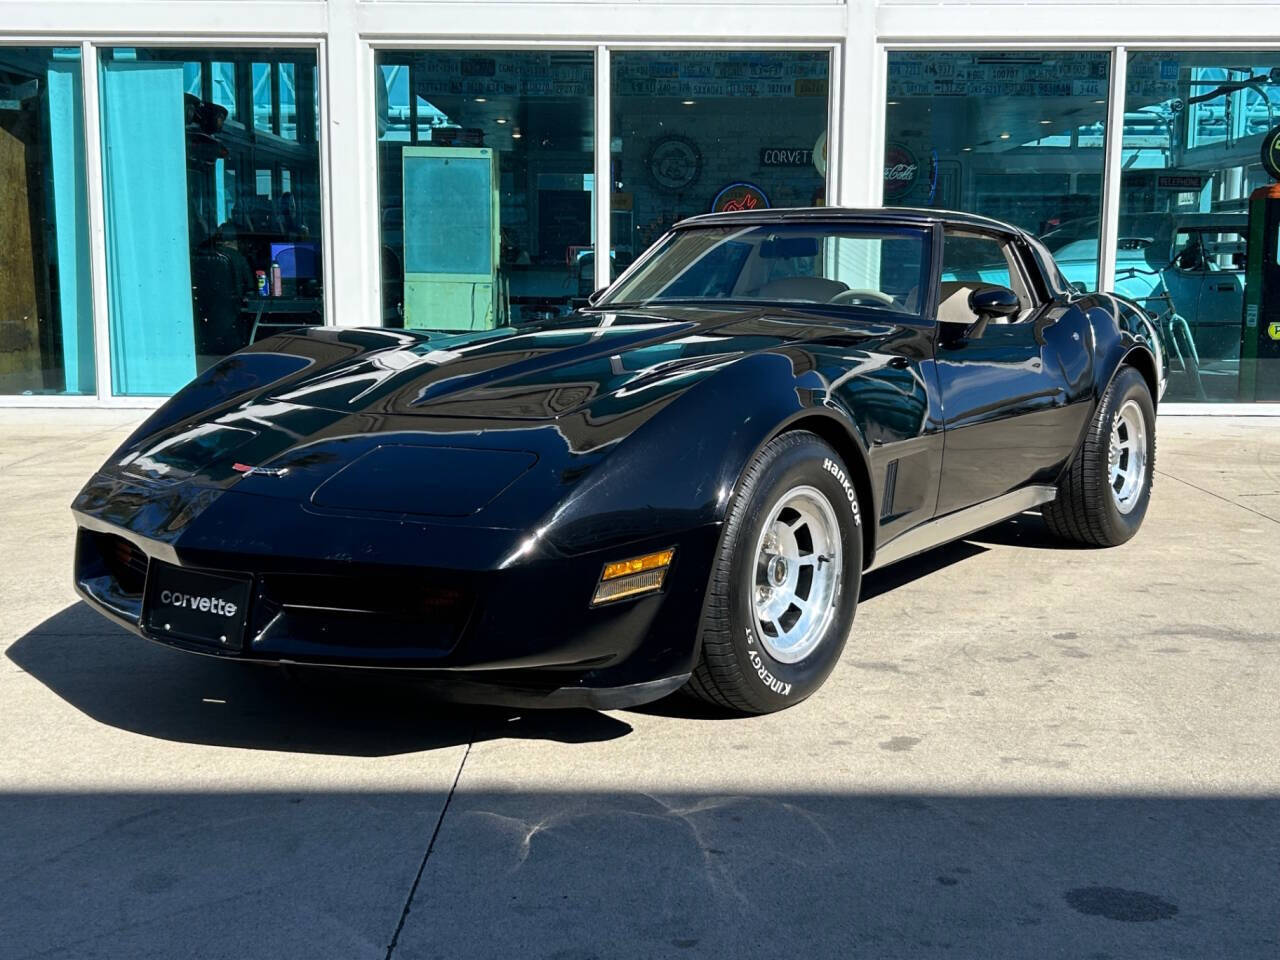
xmin=0 ymin=33 xmax=330 ymax=408
xmin=361 ymin=38 xmax=843 ymax=319
xmin=4 ymin=0 xmax=1279 ymax=413
xmin=0 ymin=0 xmax=847 ymax=407
xmin=872 ymin=20 xmax=1280 ymax=416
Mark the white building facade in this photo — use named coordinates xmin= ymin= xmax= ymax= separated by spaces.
xmin=2 ymin=0 xmax=1279 ymax=411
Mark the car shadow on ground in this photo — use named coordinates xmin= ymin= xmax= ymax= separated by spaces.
xmin=860 ymin=510 xmax=1088 ymax=604
xmin=10 ymin=514 xmax=1080 ymax=746
xmin=858 ymin=538 xmax=989 ymax=603
xmin=6 ymin=602 xmax=632 ymax=757
xmin=966 ymin=509 xmax=1093 ymax=551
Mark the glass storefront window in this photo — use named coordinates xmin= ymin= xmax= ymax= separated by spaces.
xmin=252 ymin=61 xmax=271 ymax=134
xmin=99 ymin=47 xmax=323 ymax=395
xmin=278 ymin=62 xmax=296 ymax=141
xmin=211 ymin=61 xmax=236 ymax=120
xmin=374 ymin=50 xmax=595 ymax=328
xmin=1116 ymin=52 xmax=1280 ymax=403
xmin=610 ymin=51 xmax=831 ymax=283
xmin=0 ymin=46 xmax=94 ymax=395
xmin=883 ymin=51 xmax=1111 ymax=290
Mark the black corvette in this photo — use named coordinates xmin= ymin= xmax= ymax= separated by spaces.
xmin=73 ymin=208 xmax=1164 ymax=714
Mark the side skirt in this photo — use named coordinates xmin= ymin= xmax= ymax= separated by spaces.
xmin=866 ymin=485 xmax=1057 ymax=572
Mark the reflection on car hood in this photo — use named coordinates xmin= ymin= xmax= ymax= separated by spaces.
xmin=93 ymin=304 xmax=899 ymax=526
xmin=264 ymin=306 xmax=847 ymax=421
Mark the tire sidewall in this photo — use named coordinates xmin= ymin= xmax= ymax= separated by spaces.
xmin=1095 ymin=367 xmax=1155 ymax=541
xmin=723 ymin=437 xmax=862 ymax=712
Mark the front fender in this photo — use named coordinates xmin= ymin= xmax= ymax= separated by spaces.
xmin=111 ymin=327 xmax=421 ymax=458
xmin=541 ymin=350 xmax=871 ymax=557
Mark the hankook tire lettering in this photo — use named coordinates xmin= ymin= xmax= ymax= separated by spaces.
xmin=822 ymin=458 xmax=862 ymax=526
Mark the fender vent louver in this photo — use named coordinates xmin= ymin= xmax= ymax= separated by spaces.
xmin=882 ymin=459 xmax=899 ymax=520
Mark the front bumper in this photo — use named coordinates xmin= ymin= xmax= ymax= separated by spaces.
xmin=72 ymin=477 xmax=720 ymax=708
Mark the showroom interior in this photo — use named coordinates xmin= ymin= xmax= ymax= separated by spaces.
xmin=1 ymin=0 xmax=1278 ymax=410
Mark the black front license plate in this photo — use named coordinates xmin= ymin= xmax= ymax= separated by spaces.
xmin=144 ymin=563 xmax=252 ymax=651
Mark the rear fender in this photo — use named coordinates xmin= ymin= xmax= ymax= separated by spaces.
xmin=1056 ymin=298 xmax=1160 ymax=480
xmin=1091 ymin=300 xmax=1161 ymax=410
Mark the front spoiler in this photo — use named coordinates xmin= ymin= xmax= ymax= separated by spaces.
xmin=73 ymin=512 xmax=721 ymax=708
xmin=321 ymin=668 xmax=692 ymax=710
xmin=75 ymin=586 xmax=691 ymax=710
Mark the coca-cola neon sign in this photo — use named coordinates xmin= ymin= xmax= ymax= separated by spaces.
xmin=883 ymin=144 xmax=919 ymax=200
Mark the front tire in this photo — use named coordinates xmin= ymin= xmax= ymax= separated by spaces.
xmin=684 ymin=431 xmax=863 ymax=714
xmin=1043 ymin=365 xmax=1156 ymax=546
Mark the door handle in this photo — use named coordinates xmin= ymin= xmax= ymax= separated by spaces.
xmin=887 ymin=357 xmax=911 ymax=370
xmin=1216 ymin=284 xmax=1235 ymax=292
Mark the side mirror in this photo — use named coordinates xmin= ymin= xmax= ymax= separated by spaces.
xmin=962 ymin=286 xmax=1020 ymax=339
xmin=969 ymin=286 xmax=1021 ymax=320
xmin=586 ymin=287 xmax=608 ymax=307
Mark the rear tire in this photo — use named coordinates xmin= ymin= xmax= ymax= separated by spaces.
xmin=1043 ymin=365 xmax=1155 ymax=546
xmin=684 ymin=431 xmax=863 ymax=714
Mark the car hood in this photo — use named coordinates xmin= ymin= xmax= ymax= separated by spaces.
xmin=77 ymin=302 xmax=918 ymax=567
xmin=84 ymin=305 xmax=878 ymax=526
xmin=259 ymin=305 xmax=803 ymax=420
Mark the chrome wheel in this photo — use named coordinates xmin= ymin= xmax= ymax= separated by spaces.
xmin=750 ymin=485 xmax=843 ymax=664
xmin=1108 ymin=398 xmax=1147 ymax=514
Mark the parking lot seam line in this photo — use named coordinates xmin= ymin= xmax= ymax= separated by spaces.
xmin=384 ymin=739 xmax=473 ymax=960
xmin=1155 ymin=469 xmax=1280 ymax=526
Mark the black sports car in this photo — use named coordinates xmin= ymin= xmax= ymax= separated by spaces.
xmin=73 ymin=208 xmax=1164 ymax=714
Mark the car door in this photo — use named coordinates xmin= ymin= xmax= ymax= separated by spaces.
xmin=932 ymin=229 xmax=1092 ymax=516
xmin=813 ymin=224 xmax=944 ymax=547
xmin=1190 ymin=226 xmax=1248 ymax=363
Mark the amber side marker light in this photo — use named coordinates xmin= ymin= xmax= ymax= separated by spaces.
xmin=592 ymin=548 xmax=675 ymax=605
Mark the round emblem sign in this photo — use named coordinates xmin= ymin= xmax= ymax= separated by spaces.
xmin=883 ymin=143 xmax=919 ymax=200
xmin=711 ymin=182 xmax=770 ymax=214
xmin=1262 ymin=126 xmax=1280 ymax=182
xmin=813 ymin=130 xmax=828 ymax=178
xmin=647 ymin=135 xmax=702 ymax=192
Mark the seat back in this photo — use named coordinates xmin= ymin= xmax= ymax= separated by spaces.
xmin=756 ymin=275 xmax=849 ymax=303
xmin=937 ymin=280 xmax=981 ymax=325
xmin=937 ymin=280 xmax=1020 ymax=325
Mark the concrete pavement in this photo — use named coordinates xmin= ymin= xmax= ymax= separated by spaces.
xmin=1 ymin=412 xmax=1278 ymax=958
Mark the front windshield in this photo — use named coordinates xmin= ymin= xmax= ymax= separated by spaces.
xmin=600 ymin=222 xmax=931 ymax=318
